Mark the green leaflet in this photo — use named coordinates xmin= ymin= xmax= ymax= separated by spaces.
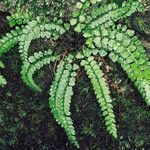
xmin=70 ymin=18 xmax=77 ymax=26
xmin=81 ymin=56 xmax=117 ymax=138
xmin=0 ymin=75 xmax=7 ymax=86
xmin=0 ymin=60 xmax=4 ymax=68
xmin=109 ymin=52 xmax=118 ymax=62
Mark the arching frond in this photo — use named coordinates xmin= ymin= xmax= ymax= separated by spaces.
xmin=81 ymin=56 xmax=117 ymax=138
xmin=18 ymin=18 xmax=66 ymax=62
xmin=86 ymin=24 xmax=150 ymax=105
xmin=49 ymin=55 xmax=79 ymax=148
xmin=21 ymin=50 xmax=60 ymax=92
xmin=0 ymin=60 xmax=6 ymax=86
xmin=0 ymin=26 xmax=22 ymax=56
xmin=71 ymin=0 xmax=146 ymax=32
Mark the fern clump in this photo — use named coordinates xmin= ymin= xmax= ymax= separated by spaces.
xmin=0 ymin=0 xmax=149 ymax=148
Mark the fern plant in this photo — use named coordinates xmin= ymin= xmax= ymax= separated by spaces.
xmin=0 ymin=0 xmax=149 ymax=148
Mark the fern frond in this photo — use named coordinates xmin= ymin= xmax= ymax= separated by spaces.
xmin=115 ymin=24 xmax=149 ymax=66
xmin=71 ymin=0 xmax=115 ymax=32
xmin=71 ymin=0 xmax=146 ymax=32
xmin=19 ymin=18 xmax=66 ymax=62
xmin=21 ymin=50 xmax=60 ymax=92
xmin=117 ymin=55 xmax=150 ymax=105
xmin=107 ymin=28 xmax=150 ymax=105
xmin=88 ymin=24 xmax=150 ymax=105
xmin=81 ymin=56 xmax=117 ymax=138
xmin=7 ymin=9 xmax=33 ymax=27
xmin=0 ymin=26 xmax=22 ymax=56
xmin=70 ymin=0 xmax=102 ymax=26
xmin=49 ymin=55 xmax=79 ymax=148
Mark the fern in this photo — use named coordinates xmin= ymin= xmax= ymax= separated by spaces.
xmin=0 ymin=0 xmax=149 ymax=148
xmin=21 ymin=50 xmax=60 ymax=92
xmin=80 ymin=56 xmax=117 ymax=138
xmin=71 ymin=0 xmax=146 ymax=32
xmin=7 ymin=9 xmax=33 ymax=27
xmin=83 ymin=23 xmax=150 ymax=104
xmin=18 ymin=17 xmax=67 ymax=61
xmin=0 ymin=26 xmax=22 ymax=56
xmin=49 ymin=55 xmax=79 ymax=148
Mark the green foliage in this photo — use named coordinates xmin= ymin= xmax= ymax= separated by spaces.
xmin=0 ymin=0 xmax=72 ymax=18
xmin=0 ymin=0 xmax=149 ymax=148
xmin=80 ymin=56 xmax=117 ymax=138
xmin=21 ymin=50 xmax=60 ymax=92
xmin=7 ymin=9 xmax=33 ymax=27
xmin=71 ymin=0 xmax=146 ymax=32
xmin=49 ymin=56 xmax=79 ymax=148
xmin=71 ymin=0 xmax=149 ymax=105
xmin=0 ymin=75 xmax=6 ymax=86
xmin=18 ymin=17 xmax=66 ymax=62
xmin=84 ymin=23 xmax=150 ymax=105
xmin=0 ymin=60 xmax=4 ymax=68
xmin=0 ymin=27 xmax=21 ymax=56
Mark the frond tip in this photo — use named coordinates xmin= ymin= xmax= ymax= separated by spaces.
xmin=0 ymin=27 xmax=22 ymax=56
xmin=81 ymin=56 xmax=117 ymax=138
